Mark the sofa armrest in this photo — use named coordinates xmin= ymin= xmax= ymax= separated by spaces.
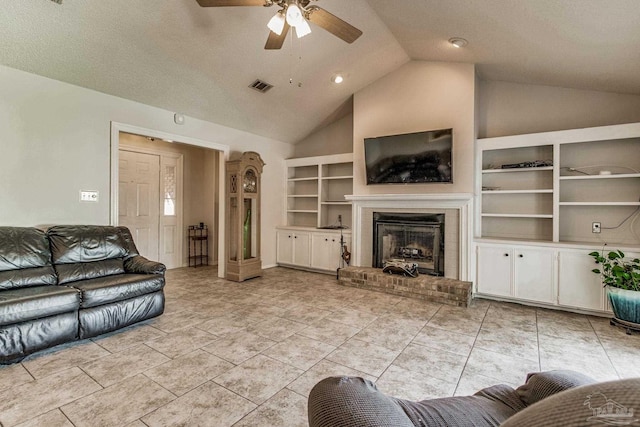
xmin=502 ymin=377 xmax=640 ymax=427
xmin=515 ymin=370 xmax=596 ymax=407
xmin=124 ymin=255 xmax=166 ymax=275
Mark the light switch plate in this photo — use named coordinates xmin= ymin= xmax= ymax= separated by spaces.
xmin=80 ymin=190 xmax=99 ymax=202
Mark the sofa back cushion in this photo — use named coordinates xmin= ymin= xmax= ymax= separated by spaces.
xmin=0 ymin=227 xmax=57 ymax=290
xmin=48 ymin=225 xmax=129 ymax=284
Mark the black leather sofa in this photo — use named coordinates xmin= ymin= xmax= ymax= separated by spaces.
xmin=0 ymin=225 xmax=165 ymax=364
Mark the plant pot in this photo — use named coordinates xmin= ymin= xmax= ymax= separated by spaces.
xmin=607 ymin=286 xmax=640 ymax=326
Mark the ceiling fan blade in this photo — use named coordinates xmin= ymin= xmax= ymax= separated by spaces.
xmin=196 ymin=0 xmax=268 ymax=6
xmin=265 ymin=22 xmax=290 ymax=50
xmin=307 ymin=6 xmax=362 ymax=44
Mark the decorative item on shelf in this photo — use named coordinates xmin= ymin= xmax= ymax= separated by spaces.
xmin=500 ymin=160 xmax=553 ymax=169
xmin=589 ymin=248 xmax=640 ymax=334
xmin=225 ymin=151 xmax=265 ymax=282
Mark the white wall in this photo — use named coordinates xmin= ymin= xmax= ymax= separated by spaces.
xmin=0 ymin=65 xmax=292 ymax=268
xmin=293 ymin=114 xmax=353 ymax=158
xmin=478 ymin=80 xmax=640 ymax=138
xmin=353 ymin=61 xmax=476 ymax=195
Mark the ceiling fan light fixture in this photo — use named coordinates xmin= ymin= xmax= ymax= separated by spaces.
xmin=267 ymin=11 xmax=285 ymax=35
xmin=295 ymin=19 xmax=312 ymax=38
xmin=285 ymin=2 xmax=304 ymax=27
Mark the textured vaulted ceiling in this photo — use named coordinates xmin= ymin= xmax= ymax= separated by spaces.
xmin=1 ymin=0 xmax=639 ymax=144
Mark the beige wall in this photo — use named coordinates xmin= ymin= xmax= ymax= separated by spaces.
xmin=478 ymin=80 xmax=640 ymax=138
xmin=293 ymin=114 xmax=353 ymax=158
xmin=353 ymin=61 xmax=476 ymax=195
xmin=119 ymin=133 xmax=219 ymax=266
xmin=0 ymin=65 xmax=292 ymax=268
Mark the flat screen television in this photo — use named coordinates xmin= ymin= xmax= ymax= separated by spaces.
xmin=364 ymin=128 xmax=453 ymax=184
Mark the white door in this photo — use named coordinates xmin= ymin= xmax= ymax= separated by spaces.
xmin=292 ymin=232 xmax=311 ymax=267
xmin=477 ymin=245 xmax=512 ymax=297
xmin=514 ymin=248 xmax=555 ymax=304
xmin=558 ymin=250 xmax=606 ymax=311
xmin=119 ymin=150 xmax=160 ymax=261
xmin=276 ymin=230 xmax=293 ymax=264
xmin=159 ymin=156 xmax=181 ymax=269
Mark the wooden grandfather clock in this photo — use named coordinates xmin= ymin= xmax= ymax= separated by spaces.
xmin=225 ymin=151 xmax=265 ymax=282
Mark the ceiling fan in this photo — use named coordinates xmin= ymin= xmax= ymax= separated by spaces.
xmin=196 ymin=0 xmax=363 ymax=50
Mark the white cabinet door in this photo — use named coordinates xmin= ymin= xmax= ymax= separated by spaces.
xmin=276 ymin=230 xmax=294 ymax=264
xmin=311 ymin=233 xmax=334 ymax=271
xmin=558 ymin=250 xmax=606 ymax=311
xmin=514 ymin=248 xmax=555 ymax=304
xmin=292 ymin=232 xmax=311 ymax=267
xmin=477 ymin=246 xmax=512 ymax=297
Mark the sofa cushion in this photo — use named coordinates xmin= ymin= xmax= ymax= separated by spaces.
xmin=0 ymin=285 xmax=80 ymax=326
xmin=71 ymin=274 xmax=165 ymax=308
xmin=48 ymin=225 xmax=129 ymax=284
xmin=0 ymin=227 xmax=57 ymax=290
xmin=398 ymin=384 xmax=525 ymax=427
xmin=501 ymin=377 xmax=640 ymax=427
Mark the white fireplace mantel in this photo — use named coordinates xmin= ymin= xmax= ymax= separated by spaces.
xmin=346 ymin=193 xmax=474 ymax=281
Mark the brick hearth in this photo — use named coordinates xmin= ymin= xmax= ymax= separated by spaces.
xmin=338 ymin=266 xmax=472 ymax=307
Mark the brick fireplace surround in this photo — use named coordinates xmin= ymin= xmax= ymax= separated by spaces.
xmin=341 ymin=193 xmax=474 ymax=306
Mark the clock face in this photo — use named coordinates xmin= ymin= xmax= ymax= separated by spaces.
xmin=243 ymin=169 xmax=257 ymax=193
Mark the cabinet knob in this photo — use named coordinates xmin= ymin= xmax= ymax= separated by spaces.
xmin=288 ymin=235 xmax=291 ymax=238
xmin=518 ymin=254 xmax=523 ymax=258
xmin=294 ymin=236 xmax=297 ymax=239
xmin=332 ymin=239 xmax=335 ymax=242
xmin=325 ymin=238 xmax=328 ymax=242
xmin=504 ymin=253 xmax=509 ymax=257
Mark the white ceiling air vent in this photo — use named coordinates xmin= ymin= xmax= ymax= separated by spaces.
xmin=249 ymin=79 xmax=274 ymax=93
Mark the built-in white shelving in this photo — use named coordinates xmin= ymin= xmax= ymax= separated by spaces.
xmin=285 ymin=153 xmax=353 ymax=228
xmin=476 ymin=122 xmax=640 ymax=246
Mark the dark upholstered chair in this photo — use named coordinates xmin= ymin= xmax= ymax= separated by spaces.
xmin=308 ymin=371 xmax=640 ymax=427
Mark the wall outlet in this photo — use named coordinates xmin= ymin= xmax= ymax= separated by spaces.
xmin=80 ymin=190 xmax=99 ymax=202
xmin=592 ymin=222 xmax=601 ymax=233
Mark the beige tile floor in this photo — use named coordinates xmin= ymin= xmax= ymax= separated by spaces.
xmin=1 ymin=266 xmax=639 ymax=426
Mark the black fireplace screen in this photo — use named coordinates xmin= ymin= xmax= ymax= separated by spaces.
xmin=373 ymin=212 xmax=445 ymax=276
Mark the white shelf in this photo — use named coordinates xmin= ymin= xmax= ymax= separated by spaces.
xmin=482 ymin=166 xmax=553 ymax=174
xmin=287 ymin=194 xmax=318 ymax=198
xmin=559 ymin=173 xmax=640 ymax=180
xmin=288 ymin=177 xmax=318 ymax=182
xmin=559 ymin=202 xmax=640 ymax=206
xmin=287 ymin=209 xmax=318 ymax=213
xmin=482 ymin=189 xmax=553 ymax=194
xmin=321 ymin=201 xmax=350 ymax=205
xmin=321 ymin=175 xmax=353 ymax=180
xmin=482 ymin=213 xmax=554 ymax=219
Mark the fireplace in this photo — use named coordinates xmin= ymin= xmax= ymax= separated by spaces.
xmin=373 ymin=212 xmax=445 ymax=276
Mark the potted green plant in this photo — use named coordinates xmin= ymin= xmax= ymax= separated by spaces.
xmin=589 ymin=249 xmax=640 ymax=332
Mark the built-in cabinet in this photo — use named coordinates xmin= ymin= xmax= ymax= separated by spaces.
xmin=276 ymin=229 xmax=311 ymax=267
xmin=557 ymin=249 xmax=609 ymax=312
xmin=477 ymin=244 xmax=555 ymax=304
xmin=475 ymin=122 xmax=640 ymax=314
xmin=276 ymin=226 xmax=351 ymax=273
xmin=278 ymin=153 xmax=354 ymax=274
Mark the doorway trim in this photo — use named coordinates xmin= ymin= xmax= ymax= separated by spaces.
xmin=110 ymin=122 xmax=230 ymax=278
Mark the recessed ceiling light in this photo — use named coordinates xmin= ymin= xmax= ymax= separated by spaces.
xmin=449 ymin=37 xmax=468 ymax=48
xmin=331 ymin=74 xmax=344 ymax=84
